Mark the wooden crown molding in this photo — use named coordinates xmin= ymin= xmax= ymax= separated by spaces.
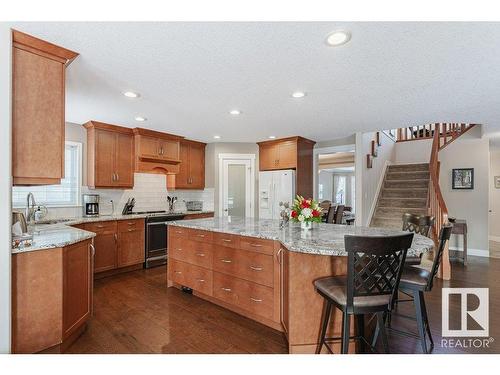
xmin=181 ymin=138 xmax=207 ymax=147
xmin=257 ymin=136 xmax=316 ymax=146
xmin=83 ymin=121 xmax=134 ymax=135
xmin=12 ymin=29 xmax=79 ymax=66
xmin=133 ymin=127 xmax=184 ymax=141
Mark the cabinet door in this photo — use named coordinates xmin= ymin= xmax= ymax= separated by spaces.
xmin=114 ymin=132 xmax=134 ymax=188
xmin=174 ymin=141 xmax=190 ymax=189
xmin=159 ymin=139 xmax=180 ymax=161
xmin=189 ymin=144 xmax=205 ymax=189
xmin=93 ymin=231 xmax=117 ymax=273
xmin=259 ymin=144 xmax=279 ymax=171
xmin=117 ymin=227 xmax=145 ymax=267
xmin=138 ymin=136 xmax=160 ymax=159
xmin=63 ymin=241 xmax=91 ymax=339
xmin=94 ymin=129 xmax=115 ymax=186
xmin=13 ymin=47 xmax=65 ymax=185
xmin=277 ymin=140 xmax=297 ymax=169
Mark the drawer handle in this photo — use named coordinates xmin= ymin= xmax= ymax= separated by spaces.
xmin=249 ymin=266 xmax=263 ymax=271
xmin=221 ymin=239 xmax=232 ymax=242
xmin=174 ymin=271 xmax=182 ymax=274
xmin=197 ymin=279 xmax=205 ymax=283
xmin=127 ymin=222 xmax=135 ymax=226
xmin=250 ymin=297 xmax=263 ymax=303
xmin=196 ymin=253 xmax=206 ymax=257
xmin=220 ymin=259 xmax=232 ymax=263
xmin=175 ymin=230 xmax=183 ymax=234
xmin=176 ymin=248 xmax=182 ymax=251
xmin=250 ymin=244 xmax=263 ymax=248
xmin=96 ymin=225 xmax=104 ymax=228
xmin=196 ymin=234 xmax=205 ymax=238
xmin=127 ymin=229 xmax=135 ymax=232
xmin=221 ymin=287 xmax=232 ymax=292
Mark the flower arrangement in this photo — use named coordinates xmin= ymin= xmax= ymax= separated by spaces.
xmin=290 ymin=195 xmax=322 ymax=225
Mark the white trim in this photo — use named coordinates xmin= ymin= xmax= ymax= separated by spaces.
xmin=366 ymin=160 xmax=392 ymax=226
xmin=354 ymin=133 xmax=364 ymax=226
xmin=218 ymin=153 xmax=256 ymax=218
xmin=449 ymin=246 xmax=489 ymax=258
xmin=489 ymin=235 xmax=500 ymax=242
xmin=313 ymin=144 xmax=355 ymax=200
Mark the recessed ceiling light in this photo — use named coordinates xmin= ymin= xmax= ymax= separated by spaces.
xmin=213 ymin=135 xmax=221 ymax=139
xmin=229 ymin=109 xmax=241 ymax=115
xmin=292 ymin=91 xmax=306 ymax=98
xmin=269 ymin=136 xmax=276 ymax=139
xmin=124 ymin=91 xmax=140 ymax=98
xmin=134 ymin=116 xmax=147 ymax=122
xmin=326 ymin=30 xmax=351 ymax=46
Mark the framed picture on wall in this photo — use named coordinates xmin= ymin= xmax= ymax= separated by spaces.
xmin=495 ymin=176 xmax=500 ymax=188
xmin=452 ymin=168 xmax=474 ymax=190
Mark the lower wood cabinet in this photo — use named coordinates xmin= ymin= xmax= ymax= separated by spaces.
xmin=84 ymin=221 xmax=117 ymax=272
xmin=117 ymin=219 xmax=145 ymax=267
xmin=167 ymin=227 xmax=281 ymax=329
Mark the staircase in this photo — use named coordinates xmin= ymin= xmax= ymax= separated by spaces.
xmin=370 ymin=163 xmax=430 ymax=229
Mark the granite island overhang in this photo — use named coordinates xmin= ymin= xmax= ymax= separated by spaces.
xmin=166 ymin=217 xmax=434 ymax=353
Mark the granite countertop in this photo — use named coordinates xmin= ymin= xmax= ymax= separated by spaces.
xmin=12 ymin=210 xmax=214 ymax=254
xmin=167 ymin=217 xmax=434 ymax=257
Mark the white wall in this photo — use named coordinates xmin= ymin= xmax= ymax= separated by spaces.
xmin=393 ymin=127 xmax=489 ymax=254
xmin=0 ymin=24 xmax=12 ymax=353
xmin=489 ymin=149 xmax=500 ymax=239
xmin=358 ymin=131 xmax=396 ymax=226
xmin=318 ymin=170 xmax=334 ymax=201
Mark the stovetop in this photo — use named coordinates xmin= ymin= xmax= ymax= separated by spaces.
xmin=125 ymin=210 xmax=185 ymax=217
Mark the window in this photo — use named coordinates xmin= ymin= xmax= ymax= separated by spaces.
xmin=318 ymin=184 xmax=324 ymax=200
xmin=12 ymin=142 xmax=82 ymax=207
xmin=334 ymin=176 xmax=346 ymax=204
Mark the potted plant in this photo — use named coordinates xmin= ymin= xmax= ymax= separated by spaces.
xmin=290 ymin=195 xmax=322 ymax=230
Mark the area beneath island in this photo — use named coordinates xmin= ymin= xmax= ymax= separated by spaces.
xmin=166 ymin=217 xmax=434 ymax=354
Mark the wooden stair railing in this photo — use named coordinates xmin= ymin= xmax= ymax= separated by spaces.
xmin=396 ymin=123 xmax=476 ymax=147
xmin=428 ymin=123 xmax=451 ymax=280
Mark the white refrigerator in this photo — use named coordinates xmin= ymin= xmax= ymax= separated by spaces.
xmin=258 ymin=170 xmax=296 ymax=220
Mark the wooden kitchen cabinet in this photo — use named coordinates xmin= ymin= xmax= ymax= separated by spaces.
xmin=84 ymin=121 xmax=135 ymax=189
xmin=257 ymin=136 xmax=316 ymax=198
xmin=167 ymin=139 xmax=206 ymax=190
xmin=12 ymin=30 xmax=78 ymax=185
xmin=134 ymin=128 xmax=183 ymax=175
xmin=84 ymin=221 xmax=117 ymax=273
xmin=117 ymin=219 xmax=145 ymax=267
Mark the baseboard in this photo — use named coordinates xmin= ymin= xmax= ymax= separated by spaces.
xmin=449 ymin=246 xmax=489 ymax=258
xmin=489 ymin=235 xmax=500 ymax=242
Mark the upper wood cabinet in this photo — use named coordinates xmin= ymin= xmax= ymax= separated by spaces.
xmin=257 ymin=136 xmax=316 ymax=198
xmin=168 ymin=139 xmax=206 ymax=190
xmin=134 ymin=128 xmax=183 ymax=175
xmin=84 ymin=121 xmax=135 ymax=189
xmin=12 ymin=30 xmax=79 ymax=186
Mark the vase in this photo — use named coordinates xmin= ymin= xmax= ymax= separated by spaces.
xmin=301 ymin=221 xmax=313 ymax=231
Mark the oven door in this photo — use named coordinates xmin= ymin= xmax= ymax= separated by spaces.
xmin=146 ymin=221 xmax=167 ymax=260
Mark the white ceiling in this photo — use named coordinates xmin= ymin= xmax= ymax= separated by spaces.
xmin=10 ymin=22 xmax=500 ymax=143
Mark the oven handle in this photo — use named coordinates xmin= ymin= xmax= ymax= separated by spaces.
xmin=147 ymin=222 xmax=169 ymax=226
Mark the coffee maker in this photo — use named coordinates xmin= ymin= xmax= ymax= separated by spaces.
xmin=82 ymin=194 xmax=100 ymax=217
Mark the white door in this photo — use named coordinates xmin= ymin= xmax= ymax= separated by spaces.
xmin=222 ymin=159 xmax=253 ymax=217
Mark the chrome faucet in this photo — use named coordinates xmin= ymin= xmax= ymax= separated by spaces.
xmin=26 ymin=192 xmax=36 ymax=224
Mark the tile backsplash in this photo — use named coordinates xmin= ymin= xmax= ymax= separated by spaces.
xmin=31 ymin=173 xmax=214 ymax=220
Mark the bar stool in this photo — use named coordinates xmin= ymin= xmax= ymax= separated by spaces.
xmin=314 ymin=232 xmax=413 ymax=354
xmin=402 ymin=213 xmax=435 ymax=265
xmin=385 ymin=225 xmax=453 ymax=353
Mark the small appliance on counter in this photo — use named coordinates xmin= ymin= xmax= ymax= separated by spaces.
xmin=122 ymin=197 xmax=136 ymax=215
xmin=82 ymin=194 xmax=100 ymax=217
xmin=186 ymin=200 xmax=203 ymax=211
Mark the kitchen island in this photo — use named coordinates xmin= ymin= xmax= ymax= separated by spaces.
xmin=167 ymin=217 xmax=434 ymax=353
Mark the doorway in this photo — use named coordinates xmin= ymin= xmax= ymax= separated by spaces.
xmin=218 ymin=154 xmax=255 ymax=218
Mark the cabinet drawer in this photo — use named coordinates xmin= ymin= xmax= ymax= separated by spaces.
xmin=169 ymin=225 xmax=188 ymax=238
xmin=239 ymin=237 xmax=275 ymax=255
xmin=117 ymin=218 xmax=144 ymax=231
xmin=213 ymin=247 xmax=273 ymax=287
xmin=213 ymin=272 xmax=274 ymax=320
xmin=188 ymin=229 xmax=213 ymax=243
xmin=168 ymin=239 xmax=213 ymax=269
xmin=169 ymin=259 xmax=213 ymax=296
xmin=213 ymin=232 xmax=240 ymax=249
xmin=85 ymin=220 xmax=117 ymax=233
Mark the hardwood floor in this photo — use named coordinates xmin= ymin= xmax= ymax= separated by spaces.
xmin=66 ymin=257 xmax=500 ymax=354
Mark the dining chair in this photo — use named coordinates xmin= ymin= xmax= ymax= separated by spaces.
xmin=326 ymin=205 xmax=335 ymax=224
xmin=314 ymin=232 xmax=413 ymax=354
xmin=334 ymin=205 xmax=345 ymax=224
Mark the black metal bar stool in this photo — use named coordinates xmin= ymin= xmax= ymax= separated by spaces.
xmin=384 ymin=225 xmax=453 ymax=353
xmin=314 ymin=232 xmax=413 ymax=354
xmin=402 ymin=213 xmax=435 ymax=265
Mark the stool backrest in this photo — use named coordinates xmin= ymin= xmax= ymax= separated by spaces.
xmin=344 ymin=233 xmax=413 ymax=311
xmin=334 ymin=205 xmax=345 ymax=224
xmin=426 ymin=224 xmax=453 ymax=290
xmin=402 ymin=213 xmax=435 ymax=237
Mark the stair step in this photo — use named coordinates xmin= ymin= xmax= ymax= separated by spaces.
xmin=381 ymin=188 xmax=428 ymax=199
xmin=388 ymin=163 xmax=429 ymax=172
xmin=378 ymin=197 xmax=427 ymax=208
xmin=386 ymin=171 xmax=430 ymax=180
xmin=370 ymin=217 xmax=402 ymax=229
xmin=385 ymin=179 xmax=429 ymax=189
xmin=375 ymin=207 xmax=428 ymax=217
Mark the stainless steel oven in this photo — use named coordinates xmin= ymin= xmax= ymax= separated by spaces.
xmin=145 ymin=213 xmax=185 ymax=268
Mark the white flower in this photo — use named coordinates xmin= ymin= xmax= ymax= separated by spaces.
xmin=298 ymin=214 xmax=305 ymax=222
xmin=302 ymin=207 xmax=313 ymax=219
